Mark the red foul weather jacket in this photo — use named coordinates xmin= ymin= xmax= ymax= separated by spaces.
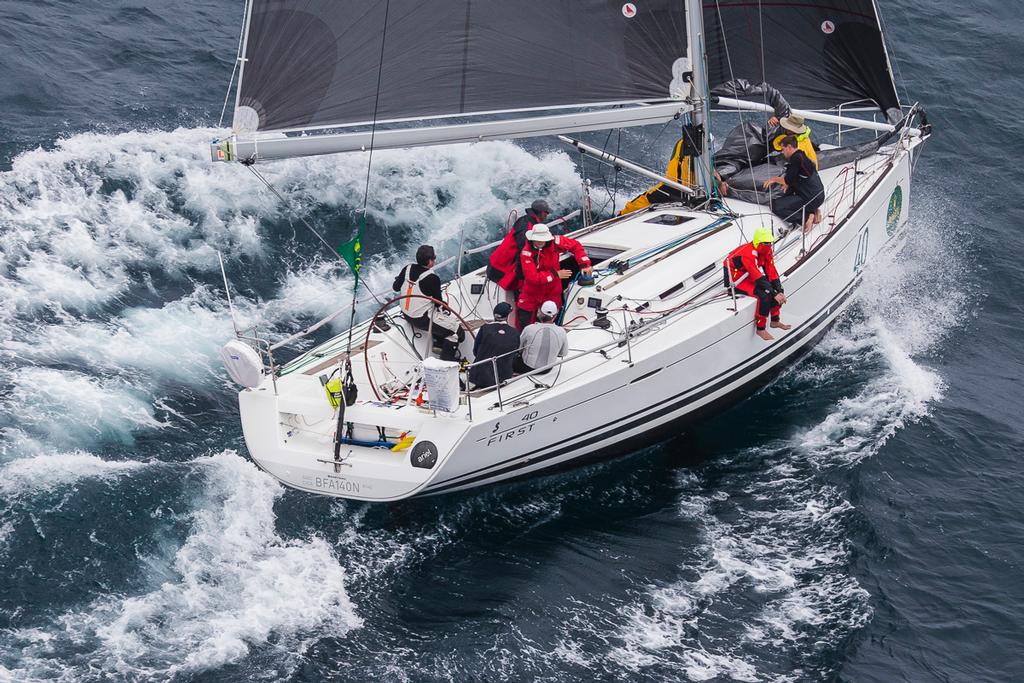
xmin=517 ymin=235 xmax=591 ymax=312
xmin=724 ymin=241 xmax=781 ymax=292
xmin=489 ymin=211 xmax=541 ymax=290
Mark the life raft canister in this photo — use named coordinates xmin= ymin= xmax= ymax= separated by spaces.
xmin=220 ymin=339 xmax=264 ymax=388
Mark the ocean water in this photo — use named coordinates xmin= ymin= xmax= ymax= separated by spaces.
xmin=1 ymin=1 xmax=1022 ymax=682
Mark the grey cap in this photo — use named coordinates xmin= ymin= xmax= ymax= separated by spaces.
xmin=530 ymin=199 xmax=551 ymax=214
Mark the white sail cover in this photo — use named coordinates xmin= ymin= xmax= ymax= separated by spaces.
xmin=233 ymin=0 xmax=689 ymax=134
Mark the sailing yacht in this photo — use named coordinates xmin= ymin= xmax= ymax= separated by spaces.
xmin=212 ymin=0 xmax=929 ymax=501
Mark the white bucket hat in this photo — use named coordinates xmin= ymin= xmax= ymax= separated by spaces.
xmin=779 ymin=113 xmax=808 ymax=135
xmin=525 ymin=223 xmax=554 ymax=242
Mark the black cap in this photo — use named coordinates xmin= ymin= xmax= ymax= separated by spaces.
xmin=531 ymin=199 xmax=551 ymax=214
xmin=493 ymin=302 xmax=512 ymax=319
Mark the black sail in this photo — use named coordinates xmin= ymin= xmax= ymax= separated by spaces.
xmin=235 ymin=0 xmax=689 ymax=133
xmin=704 ymin=0 xmax=900 ymax=118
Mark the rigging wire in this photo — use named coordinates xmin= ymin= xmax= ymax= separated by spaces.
xmin=347 ymin=0 xmax=393 ymax=357
xmin=713 ymin=0 xmax=764 ymax=230
xmin=218 ymin=0 xmax=249 ymax=128
xmin=611 ymin=129 xmax=622 ymax=214
xmin=873 ymin=0 xmax=911 ymax=110
xmin=593 ymin=129 xmax=616 ymax=215
xmin=245 ymin=165 xmax=386 ymax=310
xmin=757 ymin=0 xmax=771 ymax=143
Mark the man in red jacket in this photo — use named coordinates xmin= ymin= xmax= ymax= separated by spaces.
xmin=488 ymin=199 xmax=551 ymax=294
xmin=516 ymin=223 xmax=592 ymax=329
xmin=724 ymin=227 xmax=792 ymax=341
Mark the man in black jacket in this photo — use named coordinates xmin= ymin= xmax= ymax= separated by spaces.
xmin=763 ymin=136 xmax=825 ymax=234
xmin=393 ymin=245 xmax=465 ymax=360
xmin=467 ymin=302 xmax=520 ymax=389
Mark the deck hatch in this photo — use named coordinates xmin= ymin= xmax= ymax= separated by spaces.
xmin=644 ymin=214 xmax=695 ymax=226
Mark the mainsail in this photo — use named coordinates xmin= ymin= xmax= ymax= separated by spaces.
xmin=238 ymin=0 xmax=689 ymax=132
xmin=704 ymin=0 xmax=901 ymax=121
xmin=216 ymin=0 xmax=693 ymax=161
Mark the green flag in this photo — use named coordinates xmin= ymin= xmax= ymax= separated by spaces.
xmin=337 ymin=226 xmax=363 ymax=286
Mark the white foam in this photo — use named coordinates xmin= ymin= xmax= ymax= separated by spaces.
xmin=6 ymin=451 xmax=359 ymax=679
xmin=3 ymin=287 xmax=236 ymax=388
xmin=1 ymin=367 xmax=165 ymax=452
xmin=0 ymin=127 xmax=595 ymax=402
xmin=0 ymin=520 xmax=15 ymax=555
xmin=0 ymin=127 xmax=591 ymax=323
xmin=602 ymin=209 xmax=963 ymax=677
xmin=0 ymin=452 xmax=146 ymax=497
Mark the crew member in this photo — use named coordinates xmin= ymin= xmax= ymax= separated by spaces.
xmin=516 ymin=223 xmax=592 ymax=329
xmin=619 ymin=134 xmax=695 ymax=214
xmin=516 ymin=300 xmax=568 ymax=375
xmin=488 ymin=199 xmax=551 ymax=293
xmin=724 ymin=227 xmax=792 ymax=342
xmin=763 ymin=135 xmax=825 ymax=234
xmin=768 ymin=113 xmax=818 ymax=168
xmin=393 ymin=245 xmax=465 ymax=361
xmin=468 ymin=302 xmax=520 ymax=389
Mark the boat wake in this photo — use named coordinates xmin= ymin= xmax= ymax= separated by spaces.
xmin=538 ymin=201 xmax=963 ymax=681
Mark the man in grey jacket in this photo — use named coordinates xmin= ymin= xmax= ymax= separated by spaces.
xmin=515 ymin=300 xmax=568 ymax=375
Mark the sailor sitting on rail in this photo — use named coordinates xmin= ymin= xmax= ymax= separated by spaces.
xmin=393 ymin=244 xmax=465 ymax=361
xmin=724 ymin=228 xmax=793 ymax=342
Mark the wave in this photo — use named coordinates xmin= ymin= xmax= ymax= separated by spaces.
xmin=0 ymin=451 xmax=147 ymax=498
xmin=1 ymin=367 xmax=167 ymax=453
xmin=2 ymin=451 xmax=358 ymax=681
xmin=0 ymin=127 xmax=589 ymax=322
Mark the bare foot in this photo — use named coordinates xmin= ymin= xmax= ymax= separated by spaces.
xmin=814 ymin=209 xmax=823 ymax=224
xmin=770 ymin=320 xmax=792 ymax=330
xmin=803 ymin=220 xmax=814 ymax=235
xmin=756 ymin=329 xmax=775 ymax=341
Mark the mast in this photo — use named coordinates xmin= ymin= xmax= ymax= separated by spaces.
xmin=685 ymin=0 xmax=712 ymax=195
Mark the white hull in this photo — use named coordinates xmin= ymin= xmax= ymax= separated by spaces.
xmin=237 ymin=137 xmax=922 ymax=501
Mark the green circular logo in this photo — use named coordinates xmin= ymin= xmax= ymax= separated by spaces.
xmin=886 ymin=186 xmax=903 ymax=236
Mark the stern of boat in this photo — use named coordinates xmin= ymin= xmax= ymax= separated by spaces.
xmin=238 ymin=375 xmax=470 ymax=501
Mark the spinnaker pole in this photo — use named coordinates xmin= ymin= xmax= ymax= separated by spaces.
xmin=558 ymin=136 xmax=694 ymax=195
